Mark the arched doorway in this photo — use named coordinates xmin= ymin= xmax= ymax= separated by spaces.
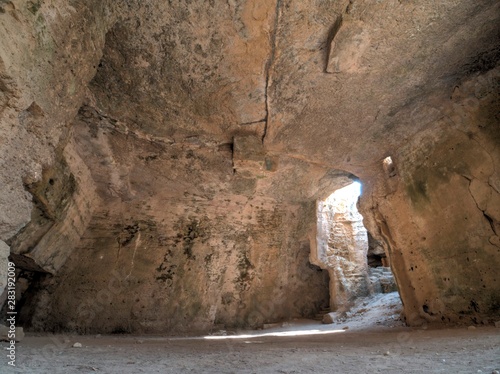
xmin=313 ymin=181 xmax=400 ymax=321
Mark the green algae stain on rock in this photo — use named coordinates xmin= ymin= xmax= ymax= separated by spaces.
xmin=27 ymin=0 xmax=41 ymax=15
xmin=406 ymin=178 xmax=429 ymax=209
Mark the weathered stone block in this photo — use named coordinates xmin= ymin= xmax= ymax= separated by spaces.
xmin=326 ymin=21 xmax=370 ymax=73
xmin=0 ymin=324 xmax=24 ymax=342
xmin=233 ymin=135 xmax=266 ymax=173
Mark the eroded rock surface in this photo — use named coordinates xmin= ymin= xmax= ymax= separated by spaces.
xmin=360 ymin=67 xmax=500 ymax=326
xmin=0 ymin=0 xmax=499 ymax=332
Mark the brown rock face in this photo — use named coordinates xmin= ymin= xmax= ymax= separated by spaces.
xmin=0 ymin=0 xmax=499 ymax=333
xmin=360 ymin=67 xmax=500 ymax=326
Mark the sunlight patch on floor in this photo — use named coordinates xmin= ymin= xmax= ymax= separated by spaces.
xmin=204 ymin=328 xmax=346 ymax=340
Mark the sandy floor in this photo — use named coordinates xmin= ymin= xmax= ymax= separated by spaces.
xmin=2 ymin=293 xmax=499 ymax=373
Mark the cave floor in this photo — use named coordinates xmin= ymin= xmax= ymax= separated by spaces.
xmin=3 ymin=323 xmax=499 ymax=373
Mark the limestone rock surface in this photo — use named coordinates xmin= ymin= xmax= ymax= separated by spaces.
xmin=0 ymin=0 xmax=498 ymax=332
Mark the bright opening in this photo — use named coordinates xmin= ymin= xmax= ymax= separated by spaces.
xmin=327 ymin=181 xmax=362 ymax=201
xmin=314 ymin=180 xmax=401 ymax=325
xmin=383 ymin=156 xmax=396 ymax=177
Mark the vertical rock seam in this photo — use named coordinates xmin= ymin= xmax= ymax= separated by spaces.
xmin=262 ymin=0 xmax=282 ymax=144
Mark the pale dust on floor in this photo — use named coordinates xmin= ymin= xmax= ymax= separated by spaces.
xmin=2 ymin=293 xmax=499 ymax=373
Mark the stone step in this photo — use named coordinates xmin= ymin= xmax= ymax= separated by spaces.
xmin=315 ymin=307 xmax=332 ymax=321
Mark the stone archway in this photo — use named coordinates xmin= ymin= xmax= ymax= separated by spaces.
xmin=312 ymin=181 xmax=399 ymax=317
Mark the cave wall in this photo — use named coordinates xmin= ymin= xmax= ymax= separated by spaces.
xmin=0 ymin=0 xmax=119 ymax=312
xmin=360 ymin=68 xmax=500 ymax=326
xmin=21 ymin=122 xmax=332 ymax=334
xmin=0 ymin=0 xmax=115 ymax=242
